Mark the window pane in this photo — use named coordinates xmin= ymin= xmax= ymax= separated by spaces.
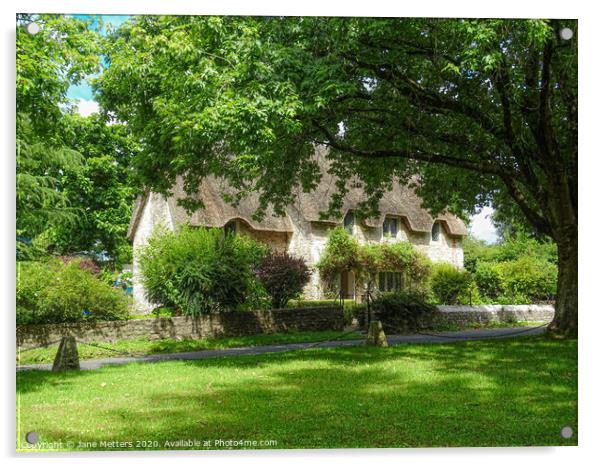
xmin=383 ymin=217 xmax=398 ymax=237
xmin=394 ymin=272 xmax=401 ymax=291
xmin=431 ymin=222 xmax=440 ymax=241
xmin=344 ymin=212 xmax=355 ymax=234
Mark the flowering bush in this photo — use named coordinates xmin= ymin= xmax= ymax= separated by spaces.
xmin=58 ymin=255 xmax=101 ymax=276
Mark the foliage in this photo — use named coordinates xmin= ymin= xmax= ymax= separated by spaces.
xmin=45 ymin=114 xmax=140 ymax=266
xmin=16 ymin=14 xmax=101 ymax=240
xmin=16 ymin=114 xmax=84 ymax=239
xmin=370 ymin=291 xmax=437 ymax=332
xmin=316 ymin=227 xmax=359 ymax=286
xmin=317 ymin=227 xmax=431 ymax=293
xmin=98 ymin=16 xmax=577 ymax=335
xmin=253 ymin=251 xmax=311 ymax=308
xmin=473 ymin=261 xmax=503 ymax=300
xmin=58 ymin=255 xmax=102 ymax=276
xmin=430 ymin=263 xmax=481 ymax=305
xmin=494 ymin=256 xmax=557 ymax=304
xmin=463 ymin=234 xmax=557 ymax=273
xmin=138 ymin=226 xmax=267 ymax=315
xmin=465 ymin=234 xmax=558 ymax=303
xmin=16 ymin=259 xmax=129 ymax=325
xmin=96 ymin=16 xmax=576 ymax=239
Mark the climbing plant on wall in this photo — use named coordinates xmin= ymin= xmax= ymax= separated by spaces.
xmin=316 ymin=227 xmax=432 ymax=295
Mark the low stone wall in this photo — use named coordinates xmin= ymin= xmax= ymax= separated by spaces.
xmin=432 ymin=304 xmax=555 ymax=326
xmin=364 ymin=304 xmax=555 ymax=331
xmin=16 ymin=306 xmax=344 ymax=350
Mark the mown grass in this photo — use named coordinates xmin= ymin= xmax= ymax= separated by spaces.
xmin=17 ymin=330 xmax=362 ymax=366
xmin=16 ymin=335 xmax=577 ymax=451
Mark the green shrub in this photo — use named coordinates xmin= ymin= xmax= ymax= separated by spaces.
xmin=236 ymin=277 xmax=272 ymax=311
xmin=430 ymin=263 xmax=480 ymax=305
xmin=139 ymin=226 xmax=267 ymax=315
xmin=16 ymin=261 xmax=54 ymax=325
xmin=495 ymin=256 xmax=557 ymax=303
xmin=474 ymin=262 xmax=503 ymax=300
xmin=370 ymin=291 xmax=436 ymax=331
xmin=463 ymin=234 xmax=557 ymax=273
xmin=254 ymin=251 xmax=311 ymax=308
xmin=17 ymin=259 xmax=129 ymax=325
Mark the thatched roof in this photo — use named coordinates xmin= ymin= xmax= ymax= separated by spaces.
xmin=290 ymin=150 xmax=467 ymax=236
xmin=167 ymin=177 xmax=294 ymax=233
xmin=128 ymin=148 xmax=468 ymax=240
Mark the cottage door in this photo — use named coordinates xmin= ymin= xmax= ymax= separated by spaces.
xmin=340 ymin=270 xmax=355 ymax=300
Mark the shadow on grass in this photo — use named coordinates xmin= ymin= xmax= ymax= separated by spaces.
xmin=16 ymin=335 xmax=577 ymax=449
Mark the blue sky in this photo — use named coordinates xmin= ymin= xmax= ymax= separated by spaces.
xmin=66 ymin=15 xmax=131 ymax=102
xmin=64 ymin=13 xmax=499 ymax=244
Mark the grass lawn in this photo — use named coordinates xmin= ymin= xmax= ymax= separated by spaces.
xmin=16 ymin=335 xmax=576 ymax=450
xmin=17 ymin=330 xmax=362 ymax=366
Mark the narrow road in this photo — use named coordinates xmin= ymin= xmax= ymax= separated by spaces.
xmin=17 ymin=325 xmax=546 ymax=372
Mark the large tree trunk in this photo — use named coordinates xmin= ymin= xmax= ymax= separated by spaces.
xmin=547 ymin=225 xmax=578 ymax=338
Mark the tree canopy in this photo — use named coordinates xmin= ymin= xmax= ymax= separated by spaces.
xmin=48 ymin=114 xmax=140 ymax=265
xmin=97 ymin=16 xmax=577 ymax=335
xmin=16 ymin=15 xmax=138 ymax=265
xmin=16 ymin=14 xmax=101 ymax=239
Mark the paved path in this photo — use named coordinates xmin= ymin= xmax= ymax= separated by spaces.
xmin=17 ymin=325 xmax=546 ymax=372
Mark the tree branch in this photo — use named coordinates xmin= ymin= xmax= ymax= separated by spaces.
xmin=501 ymin=175 xmax=552 ymax=236
xmin=311 ymin=119 xmax=514 ymax=178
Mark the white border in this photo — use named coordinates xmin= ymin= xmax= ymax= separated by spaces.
xmin=3 ymin=1 xmax=599 ymax=465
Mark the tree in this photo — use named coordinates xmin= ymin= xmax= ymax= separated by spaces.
xmin=16 ymin=14 xmax=101 ymax=242
xmin=98 ymin=17 xmax=577 ymax=337
xmin=48 ymin=114 xmax=140 ymax=266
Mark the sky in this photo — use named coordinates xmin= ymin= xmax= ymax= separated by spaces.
xmin=65 ymin=14 xmax=499 ymax=244
xmin=469 ymin=206 xmax=498 ymax=244
xmin=66 ymin=14 xmax=130 ymax=112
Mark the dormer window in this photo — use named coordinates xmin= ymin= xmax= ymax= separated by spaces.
xmin=344 ymin=211 xmax=355 ymax=234
xmin=383 ymin=217 xmax=398 ymax=238
xmin=224 ymin=220 xmax=237 ymax=236
xmin=431 ymin=221 xmax=441 ymax=242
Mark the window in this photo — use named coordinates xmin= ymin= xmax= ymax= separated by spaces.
xmin=224 ymin=220 xmax=237 ymax=236
xmin=383 ymin=217 xmax=398 ymax=237
xmin=344 ymin=211 xmax=355 ymax=234
xmin=431 ymin=222 xmax=441 ymax=242
xmin=378 ymin=272 xmax=403 ymax=292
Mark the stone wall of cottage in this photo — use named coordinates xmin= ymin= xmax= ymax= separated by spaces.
xmin=237 ymin=220 xmax=289 ymax=251
xmin=131 ymin=198 xmax=465 ymax=310
xmin=286 ymin=215 xmax=464 ymax=300
xmin=132 ymin=193 xmax=175 ymax=313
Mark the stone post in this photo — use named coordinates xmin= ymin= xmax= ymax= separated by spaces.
xmin=366 ymin=320 xmax=388 ymax=347
xmin=52 ymin=336 xmax=80 ymax=372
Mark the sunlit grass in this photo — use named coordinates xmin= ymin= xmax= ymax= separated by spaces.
xmin=16 ymin=335 xmax=576 ymax=450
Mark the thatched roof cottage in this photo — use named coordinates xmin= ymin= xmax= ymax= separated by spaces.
xmin=128 ymin=149 xmax=467 ymax=312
